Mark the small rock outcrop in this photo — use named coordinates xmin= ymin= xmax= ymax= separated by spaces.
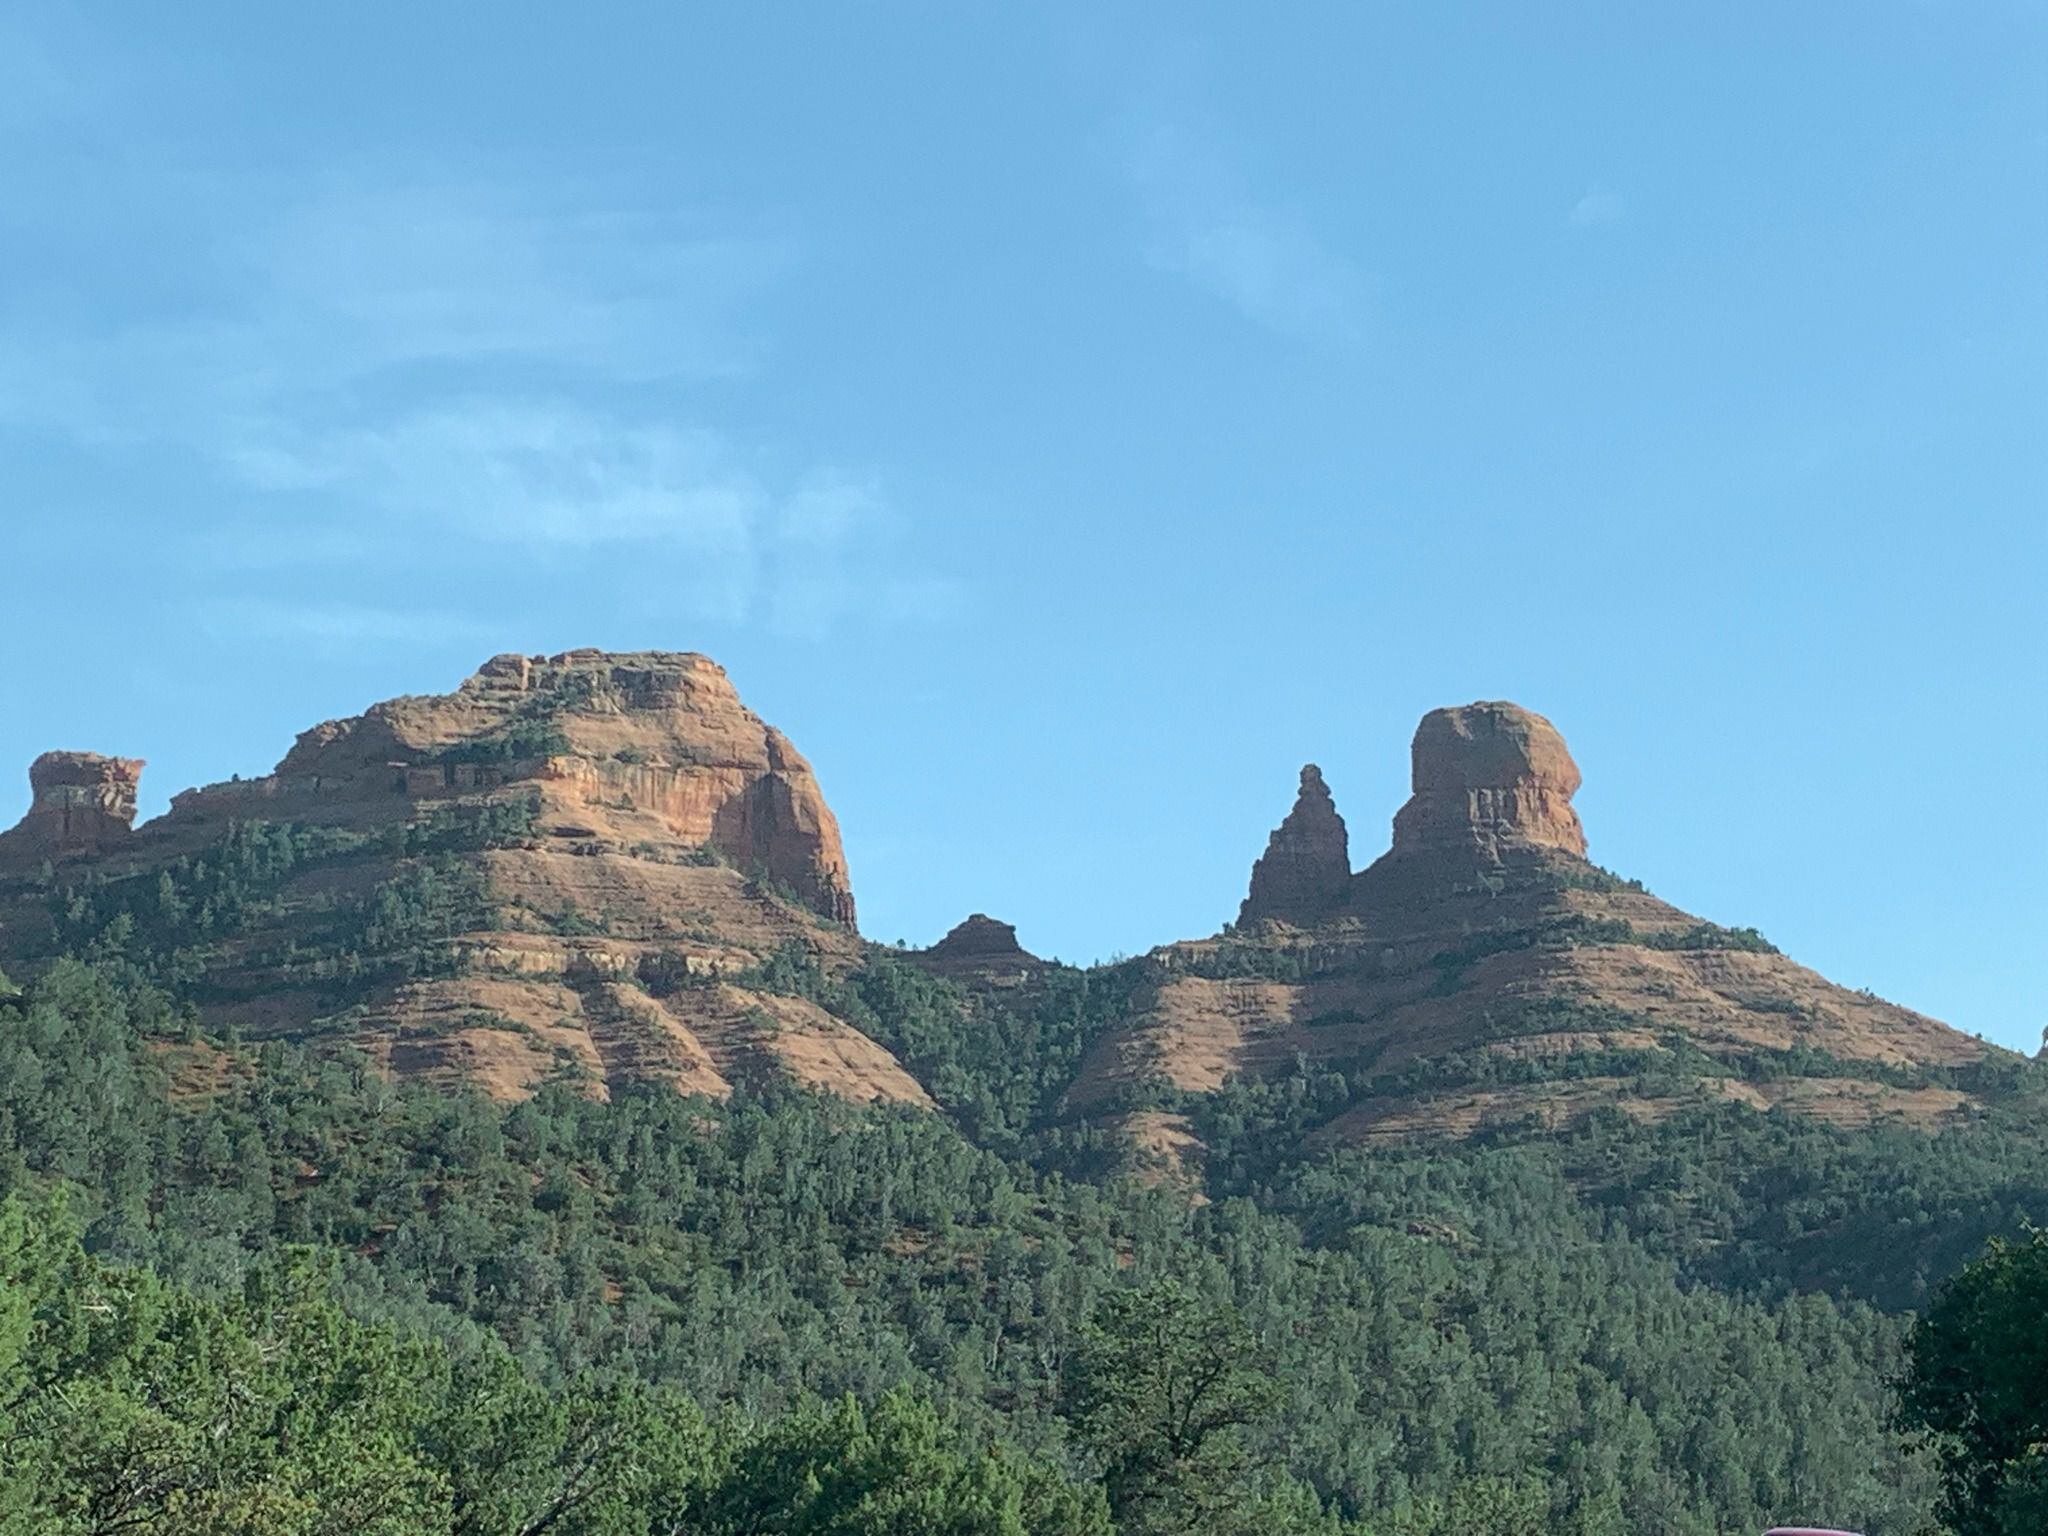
xmin=1239 ymin=765 xmax=1351 ymax=927
xmin=930 ymin=913 xmax=1029 ymax=959
xmin=918 ymin=914 xmax=1042 ymax=979
xmin=1388 ymin=702 xmax=1586 ymax=864
xmin=0 ymin=752 xmax=145 ymax=861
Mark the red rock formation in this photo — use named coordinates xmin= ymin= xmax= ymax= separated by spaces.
xmin=0 ymin=651 xmax=892 ymax=1107
xmin=167 ymin=651 xmax=859 ymax=927
xmin=931 ymin=913 xmax=1028 ymax=958
xmin=0 ymin=752 xmax=145 ymax=861
xmin=1239 ymin=765 xmax=1352 ymax=927
xmin=1388 ymin=702 xmax=1587 ymax=863
xmin=1065 ymin=698 xmax=2006 ymax=1141
xmin=918 ymin=913 xmax=1042 ymax=979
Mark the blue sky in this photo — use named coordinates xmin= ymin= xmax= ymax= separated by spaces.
xmin=2 ymin=5 xmax=2043 ymax=1049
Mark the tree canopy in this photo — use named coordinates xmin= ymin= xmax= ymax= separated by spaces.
xmin=3 ymin=913 xmax=2045 ymax=1531
xmin=1898 ymin=1228 xmax=2048 ymax=1536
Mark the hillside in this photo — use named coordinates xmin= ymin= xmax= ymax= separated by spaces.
xmin=4 ymin=655 xmax=2048 ymax=1534
xmin=0 ymin=651 xmax=923 ymax=1107
xmin=1056 ymin=702 xmax=2008 ymax=1170
xmin=0 ymin=664 xmax=2010 ymax=1149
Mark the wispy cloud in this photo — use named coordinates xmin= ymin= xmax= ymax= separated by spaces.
xmin=1570 ymin=186 xmax=1626 ymax=227
xmin=227 ymin=401 xmax=760 ymax=551
xmin=1120 ymin=84 xmax=1364 ymax=344
xmin=2 ymin=178 xmax=780 ymax=447
xmin=202 ymin=402 xmax=959 ymax=635
xmin=252 ymin=184 xmax=782 ymax=383
xmin=194 ymin=599 xmax=491 ymax=648
xmin=0 ymin=103 xmax=953 ymax=639
xmin=765 ymin=472 xmax=965 ymax=638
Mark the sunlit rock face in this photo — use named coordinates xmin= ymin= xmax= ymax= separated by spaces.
xmin=0 ymin=751 xmax=145 ymax=861
xmin=166 ymin=649 xmax=859 ymax=927
xmin=1388 ymin=701 xmax=1587 ymax=865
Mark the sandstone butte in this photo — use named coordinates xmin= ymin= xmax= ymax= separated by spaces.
xmin=0 ymin=666 xmax=2009 ymax=1153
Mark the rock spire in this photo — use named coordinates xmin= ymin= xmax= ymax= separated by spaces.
xmin=1239 ymin=764 xmax=1352 ymax=927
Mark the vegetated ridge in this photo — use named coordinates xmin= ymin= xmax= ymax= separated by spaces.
xmin=4 ymin=651 xmax=2045 ymax=1535
xmin=0 ymin=659 xmax=2009 ymax=1160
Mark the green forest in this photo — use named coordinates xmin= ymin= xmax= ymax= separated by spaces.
xmin=4 ymin=818 xmax=2048 ymax=1532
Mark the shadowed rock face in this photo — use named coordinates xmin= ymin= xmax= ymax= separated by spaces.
xmin=930 ymin=914 xmax=1029 ymax=959
xmin=1239 ymin=765 xmax=1352 ymax=927
xmin=0 ymin=752 xmax=146 ymax=860
xmin=1389 ymin=701 xmax=1587 ymax=864
xmin=917 ymin=914 xmax=1042 ymax=980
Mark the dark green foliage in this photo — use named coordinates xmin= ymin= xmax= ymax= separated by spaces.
xmin=7 ymin=912 xmax=2048 ymax=1534
xmin=1166 ymin=945 xmax=1323 ymax=982
xmin=1 ymin=962 xmax=2013 ymax=1531
xmin=401 ymin=797 xmax=542 ymax=851
xmin=1064 ymin=1281 xmax=1290 ymax=1534
xmin=1 ymin=1191 xmax=461 ymax=1532
xmin=427 ymin=718 xmax=572 ymax=764
xmin=1898 ymin=1229 xmax=2048 ymax=1536
xmin=355 ymin=856 xmax=497 ymax=968
xmin=42 ymin=810 xmax=533 ymax=995
xmin=547 ymin=904 xmax=610 ymax=936
xmin=700 ymin=1390 xmax=1114 ymax=1535
xmin=50 ymin=819 xmax=374 ymax=981
xmin=734 ymin=945 xmax=1146 ymax=1149
xmin=1642 ymin=921 xmax=1780 ymax=955
xmin=1537 ymin=864 xmax=1646 ymax=895
xmin=1191 ymin=1052 xmax=2048 ymax=1311
xmin=1 ymin=1191 xmax=1098 ymax=1536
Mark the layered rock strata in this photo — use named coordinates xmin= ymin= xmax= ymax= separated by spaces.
xmin=1387 ymin=701 xmax=1587 ymax=864
xmin=0 ymin=652 xmax=893 ymax=1107
xmin=0 ymin=752 xmax=145 ymax=860
xmin=916 ymin=913 xmax=1043 ymax=980
xmin=1064 ymin=699 xmax=2002 ymax=1142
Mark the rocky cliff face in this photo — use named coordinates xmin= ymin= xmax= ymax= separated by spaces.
xmin=0 ymin=671 xmax=2014 ymax=1150
xmin=150 ymin=650 xmax=856 ymax=927
xmin=0 ymin=752 xmax=146 ymax=861
xmin=1238 ymin=765 xmax=1351 ymax=928
xmin=1387 ymin=701 xmax=1587 ymax=865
